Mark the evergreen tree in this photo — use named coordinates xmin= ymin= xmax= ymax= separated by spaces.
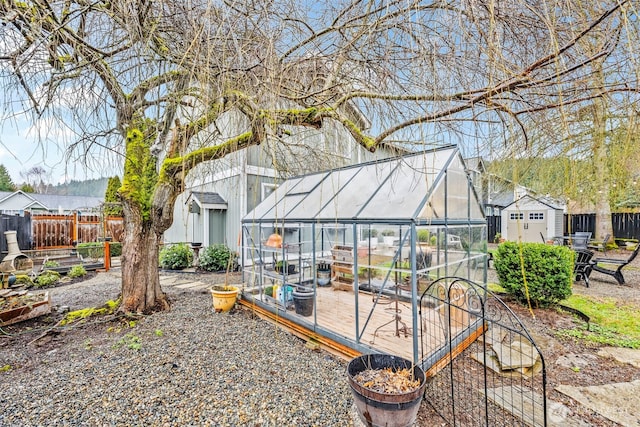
xmin=0 ymin=165 xmax=16 ymax=191
xmin=104 ymin=176 xmax=123 ymax=216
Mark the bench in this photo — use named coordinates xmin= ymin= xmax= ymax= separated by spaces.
xmin=591 ymin=243 xmax=640 ymax=285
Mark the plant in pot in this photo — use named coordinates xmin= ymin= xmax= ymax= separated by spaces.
xmin=209 ymin=257 xmax=240 ymax=313
xmin=274 ymin=260 xmax=296 ymax=275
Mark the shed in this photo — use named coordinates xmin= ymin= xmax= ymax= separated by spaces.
xmin=239 ymin=145 xmax=487 ymax=369
xmin=501 ymin=195 xmax=564 ymax=243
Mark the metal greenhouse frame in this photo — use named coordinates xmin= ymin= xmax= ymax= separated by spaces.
xmin=239 ymin=145 xmax=488 ymax=368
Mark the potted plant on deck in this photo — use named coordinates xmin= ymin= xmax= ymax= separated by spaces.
xmin=274 ymin=260 xmax=296 ymax=275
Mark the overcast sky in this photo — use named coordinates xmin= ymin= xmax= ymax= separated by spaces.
xmin=0 ymin=115 xmax=119 ymax=185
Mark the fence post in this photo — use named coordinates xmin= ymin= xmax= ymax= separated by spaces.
xmin=104 ymin=241 xmax=111 ymax=271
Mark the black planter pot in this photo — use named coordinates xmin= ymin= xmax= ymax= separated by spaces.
xmin=292 ymin=286 xmax=314 ymax=316
xmin=347 ymin=354 xmax=426 ymax=427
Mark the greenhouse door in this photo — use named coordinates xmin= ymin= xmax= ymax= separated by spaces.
xmin=208 ymin=209 xmax=226 ymax=245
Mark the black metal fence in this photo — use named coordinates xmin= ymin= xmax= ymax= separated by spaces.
xmin=420 ymin=277 xmax=548 ymax=426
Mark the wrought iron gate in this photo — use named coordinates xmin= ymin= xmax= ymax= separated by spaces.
xmin=419 ymin=277 xmax=547 ymax=426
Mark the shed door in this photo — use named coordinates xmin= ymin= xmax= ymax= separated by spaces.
xmin=507 ymin=211 xmax=547 ymax=242
xmin=525 ymin=211 xmax=547 ymax=242
xmin=208 ymin=209 xmax=226 ymax=245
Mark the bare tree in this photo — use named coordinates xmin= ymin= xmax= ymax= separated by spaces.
xmin=1 ymin=0 xmax=637 ymax=313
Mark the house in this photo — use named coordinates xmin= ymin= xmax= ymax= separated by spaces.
xmin=162 ymin=112 xmax=402 ymax=251
xmin=0 ymin=190 xmax=103 ymax=215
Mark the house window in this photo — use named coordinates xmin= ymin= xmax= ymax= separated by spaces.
xmin=529 ymin=212 xmax=544 ymax=221
xmin=261 ymin=183 xmax=278 ymax=201
xmin=509 ymin=213 xmax=523 ymax=220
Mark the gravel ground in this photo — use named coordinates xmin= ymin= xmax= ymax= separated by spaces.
xmin=1 ymin=247 xmax=638 ymax=427
xmin=0 ymin=271 xmax=355 ymax=427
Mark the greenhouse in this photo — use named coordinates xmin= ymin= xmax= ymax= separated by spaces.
xmin=240 ymin=145 xmax=488 ymax=369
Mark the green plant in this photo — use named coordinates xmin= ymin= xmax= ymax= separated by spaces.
xmin=198 ymin=244 xmax=234 ymax=272
xmin=76 ymin=242 xmax=105 ymax=259
xmin=381 ymin=229 xmax=395 ymax=236
xmin=493 ymin=241 xmax=573 ymax=307
xmin=35 ymin=270 xmax=61 ymax=287
xmin=417 ymin=230 xmax=430 ymax=243
xmin=430 ymin=235 xmax=437 ymax=246
xmin=115 ymin=333 xmax=142 ymax=351
xmin=108 ymin=242 xmax=122 ymax=257
xmin=159 ymin=243 xmax=193 ymax=270
xmin=363 ymin=228 xmax=378 ymax=238
xmin=68 ymin=265 xmax=87 ymax=278
xmin=493 ymin=233 xmax=503 ymax=243
xmin=44 ymin=260 xmax=60 ymax=268
xmin=14 ymin=274 xmax=34 ymax=286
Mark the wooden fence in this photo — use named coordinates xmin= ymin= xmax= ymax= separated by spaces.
xmin=0 ymin=213 xmax=123 ymax=252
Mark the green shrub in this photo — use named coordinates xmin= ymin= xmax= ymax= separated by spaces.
xmin=417 ymin=230 xmax=430 ymax=243
xmin=77 ymin=242 xmax=104 ymax=259
xmin=68 ymin=265 xmax=87 ymax=278
xmin=14 ymin=274 xmax=34 ymax=287
xmin=494 ymin=241 xmax=573 ymax=307
xmin=76 ymin=242 xmax=121 ymax=258
xmin=35 ymin=270 xmax=61 ymax=288
xmin=44 ymin=260 xmax=60 ymax=268
xmin=198 ymin=244 xmax=235 ymax=272
xmin=381 ymin=229 xmax=395 ymax=236
xmin=159 ymin=243 xmax=193 ymax=270
xmin=108 ymin=242 xmax=122 ymax=257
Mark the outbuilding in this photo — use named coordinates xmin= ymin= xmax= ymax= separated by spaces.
xmin=239 ymin=145 xmax=488 ymax=369
xmin=501 ymin=194 xmax=564 ymax=243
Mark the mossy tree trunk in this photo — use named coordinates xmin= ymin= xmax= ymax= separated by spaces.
xmin=120 ymin=206 xmax=167 ymax=313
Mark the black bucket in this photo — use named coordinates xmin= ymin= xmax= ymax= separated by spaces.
xmin=347 ymin=354 xmax=426 ymax=427
xmin=292 ymin=287 xmax=314 ymax=316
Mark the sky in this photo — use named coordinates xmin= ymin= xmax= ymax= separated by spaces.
xmin=0 ymin=115 xmax=120 ymax=185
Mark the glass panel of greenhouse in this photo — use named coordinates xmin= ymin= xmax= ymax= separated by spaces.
xmin=240 ymin=146 xmax=487 ymax=368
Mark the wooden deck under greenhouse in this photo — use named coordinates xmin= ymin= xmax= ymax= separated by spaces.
xmin=239 ymin=284 xmax=485 ymax=374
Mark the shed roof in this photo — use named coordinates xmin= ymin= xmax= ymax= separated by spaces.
xmin=244 ymin=146 xmax=484 ymax=224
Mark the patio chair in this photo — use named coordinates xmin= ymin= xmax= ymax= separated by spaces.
xmin=570 ymin=235 xmax=589 ymax=250
xmin=447 ymin=235 xmax=462 ymax=249
xmin=573 ymin=249 xmax=594 ymax=288
xmin=587 ymin=233 xmax=611 ymax=255
xmin=591 ymin=243 xmax=640 ymax=285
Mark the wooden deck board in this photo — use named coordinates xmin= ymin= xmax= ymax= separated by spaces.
xmin=243 ymin=286 xmax=471 ymax=363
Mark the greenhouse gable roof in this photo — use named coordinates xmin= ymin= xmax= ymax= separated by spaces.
xmin=243 ymin=145 xmax=484 ymax=223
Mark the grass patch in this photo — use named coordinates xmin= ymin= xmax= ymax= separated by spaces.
xmin=555 ymin=294 xmax=640 ymax=349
